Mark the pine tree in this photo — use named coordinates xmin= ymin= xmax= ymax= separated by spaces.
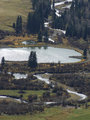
xmin=53 ymin=0 xmax=55 ymax=10
xmin=16 ymin=16 xmax=19 ymax=34
xmin=19 ymin=16 xmax=22 ymax=33
xmin=27 ymin=13 xmax=32 ymax=34
xmin=38 ymin=31 xmax=42 ymax=42
xmin=83 ymin=25 xmax=87 ymax=40
xmin=13 ymin=23 xmax=16 ymax=28
xmin=16 ymin=16 xmax=22 ymax=34
xmin=1 ymin=57 xmax=5 ymax=66
xmin=44 ymin=29 xmax=49 ymax=42
xmin=83 ymin=48 xmax=87 ymax=59
xmin=31 ymin=0 xmax=38 ymax=9
xmin=27 ymin=12 xmax=41 ymax=34
xmin=28 ymin=51 xmax=37 ymax=68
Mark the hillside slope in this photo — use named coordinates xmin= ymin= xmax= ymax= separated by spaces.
xmin=0 ymin=0 xmax=32 ymax=31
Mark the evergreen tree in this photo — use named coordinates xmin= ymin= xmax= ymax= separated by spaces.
xmin=38 ymin=31 xmax=42 ymax=42
xmin=83 ymin=25 xmax=87 ymax=40
xmin=83 ymin=48 xmax=87 ymax=59
xmin=27 ymin=13 xmax=32 ymax=34
xmin=44 ymin=29 xmax=49 ymax=42
xmin=52 ymin=9 xmax=56 ymax=28
xmin=53 ymin=0 xmax=55 ymax=10
xmin=16 ymin=16 xmax=22 ymax=34
xmin=31 ymin=0 xmax=38 ymax=9
xmin=28 ymin=51 xmax=37 ymax=68
xmin=19 ymin=16 xmax=22 ymax=33
xmin=16 ymin=16 xmax=19 ymax=34
xmin=27 ymin=12 xmax=41 ymax=34
xmin=13 ymin=23 xmax=16 ymax=28
xmin=1 ymin=57 xmax=5 ymax=66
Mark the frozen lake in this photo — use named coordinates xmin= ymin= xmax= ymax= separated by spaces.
xmin=0 ymin=47 xmax=81 ymax=63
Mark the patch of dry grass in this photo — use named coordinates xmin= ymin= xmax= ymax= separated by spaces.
xmin=0 ymin=0 xmax=32 ymax=31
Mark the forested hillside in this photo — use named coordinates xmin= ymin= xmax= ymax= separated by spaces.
xmin=52 ymin=0 xmax=90 ymax=49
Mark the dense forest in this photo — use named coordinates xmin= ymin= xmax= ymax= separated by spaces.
xmin=53 ymin=0 xmax=90 ymax=39
xmin=13 ymin=0 xmax=51 ymax=35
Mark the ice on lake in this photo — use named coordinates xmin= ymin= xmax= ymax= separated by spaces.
xmin=0 ymin=47 xmax=81 ymax=63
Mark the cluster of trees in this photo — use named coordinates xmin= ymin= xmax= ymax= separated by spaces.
xmin=0 ymin=72 xmax=49 ymax=90
xmin=0 ymin=30 xmax=12 ymax=40
xmin=51 ymin=73 xmax=85 ymax=87
xmin=13 ymin=16 xmax=22 ymax=34
xmin=31 ymin=0 xmax=51 ymax=19
xmin=0 ymin=101 xmax=44 ymax=115
xmin=27 ymin=12 xmax=41 ymax=34
xmin=38 ymin=29 xmax=49 ymax=42
xmin=66 ymin=0 xmax=90 ymax=39
xmin=52 ymin=0 xmax=90 ymax=40
xmin=27 ymin=0 xmax=51 ymax=34
xmin=28 ymin=94 xmax=37 ymax=102
xmin=52 ymin=86 xmax=68 ymax=97
xmin=13 ymin=0 xmax=51 ymax=43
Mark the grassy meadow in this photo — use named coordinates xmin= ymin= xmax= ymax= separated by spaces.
xmin=0 ymin=0 xmax=32 ymax=31
xmin=0 ymin=90 xmax=46 ymax=100
xmin=0 ymin=107 xmax=89 ymax=120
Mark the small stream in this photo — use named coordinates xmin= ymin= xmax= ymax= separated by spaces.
xmin=33 ymin=74 xmax=50 ymax=84
xmin=67 ymin=89 xmax=87 ymax=101
xmin=34 ymin=74 xmax=87 ymax=101
xmin=0 ymin=73 xmax=87 ymax=104
xmin=0 ymin=95 xmax=27 ymax=103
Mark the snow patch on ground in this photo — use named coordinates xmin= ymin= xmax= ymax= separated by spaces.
xmin=49 ymin=38 xmax=55 ymax=43
xmin=44 ymin=22 xmax=49 ymax=27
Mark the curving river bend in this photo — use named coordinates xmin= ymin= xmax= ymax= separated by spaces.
xmin=34 ymin=74 xmax=87 ymax=101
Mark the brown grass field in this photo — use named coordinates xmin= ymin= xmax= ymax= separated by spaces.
xmin=0 ymin=0 xmax=32 ymax=31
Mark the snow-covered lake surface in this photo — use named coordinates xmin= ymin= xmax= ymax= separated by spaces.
xmin=0 ymin=47 xmax=81 ymax=63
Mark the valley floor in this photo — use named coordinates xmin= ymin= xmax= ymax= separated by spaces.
xmin=0 ymin=107 xmax=90 ymax=120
